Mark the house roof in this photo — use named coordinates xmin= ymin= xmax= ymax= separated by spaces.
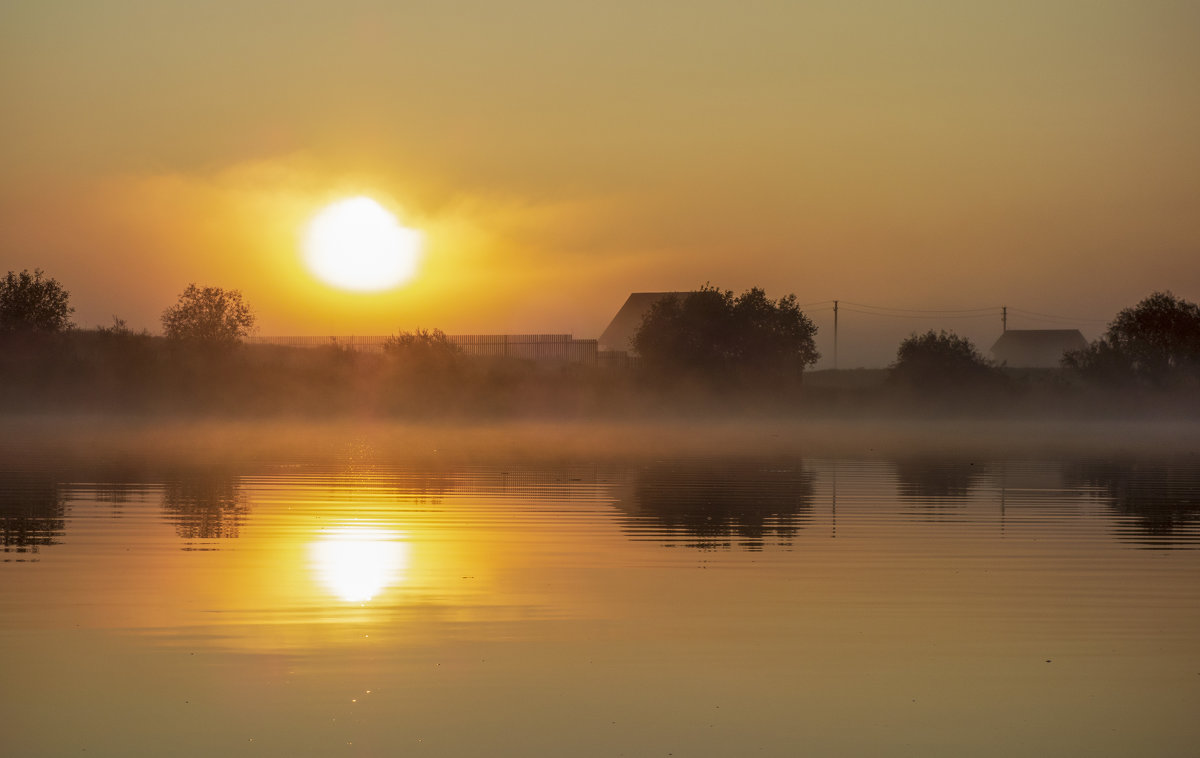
xmin=597 ymin=292 xmax=688 ymax=353
xmin=990 ymin=329 xmax=1088 ymax=367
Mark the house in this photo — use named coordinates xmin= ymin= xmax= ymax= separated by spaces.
xmin=989 ymin=329 xmax=1088 ymax=368
xmin=597 ymin=292 xmax=687 ymax=354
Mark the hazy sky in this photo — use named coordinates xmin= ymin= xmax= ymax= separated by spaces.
xmin=2 ymin=0 xmax=1197 ymax=366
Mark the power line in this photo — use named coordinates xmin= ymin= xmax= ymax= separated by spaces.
xmin=784 ymin=298 xmax=1111 ymax=368
xmin=838 ymin=306 xmax=998 ymax=320
xmin=1009 ymin=313 xmax=1100 ymax=326
xmin=839 ymin=301 xmax=1001 ymax=315
xmin=794 ymin=300 xmax=1105 ymax=326
xmin=1007 ymin=307 xmax=1109 ymax=324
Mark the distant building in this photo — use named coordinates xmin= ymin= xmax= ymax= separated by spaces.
xmin=598 ymin=292 xmax=687 ymax=354
xmin=989 ymin=329 xmax=1088 ymax=368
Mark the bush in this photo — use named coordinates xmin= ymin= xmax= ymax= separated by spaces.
xmin=384 ymin=328 xmax=459 ymax=371
xmin=889 ymin=330 xmax=1004 ymax=391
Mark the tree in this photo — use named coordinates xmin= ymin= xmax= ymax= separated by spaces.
xmin=633 ymin=285 xmax=819 ymax=384
xmin=1064 ymin=291 xmax=1200 ymax=388
xmin=161 ymin=284 xmax=255 ymax=346
xmin=0 ymin=269 xmax=73 ymax=333
xmin=889 ymin=330 xmax=1004 ymax=390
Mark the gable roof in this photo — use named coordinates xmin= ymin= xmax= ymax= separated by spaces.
xmin=990 ymin=329 xmax=1088 ymax=368
xmin=597 ymin=292 xmax=688 ymax=353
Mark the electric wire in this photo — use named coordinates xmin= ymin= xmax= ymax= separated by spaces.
xmin=1007 ymin=307 xmax=1109 ymax=324
xmin=791 ymin=300 xmax=1104 ymax=326
xmin=839 ymin=301 xmax=1001 ymax=315
xmin=838 ymin=306 xmax=999 ymax=320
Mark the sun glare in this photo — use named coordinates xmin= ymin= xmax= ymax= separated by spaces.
xmin=310 ymin=526 xmax=409 ymax=603
xmin=303 ymin=196 xmax=422 ymax=292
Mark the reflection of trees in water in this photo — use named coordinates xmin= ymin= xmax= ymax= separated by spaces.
xmin=373 ymin=471 xmax=454 ymax=505
xmin=400 ymin=472 xmax=453 ymax=502
xmin=617 ymin=459 xmax=814 ymax=550
xmin=892 ymin=458 xmax=984 ymax=500
xmin=161 ymin=470 xmax=248 ymax=547
xmin=89 ymin=481 xmax=153 ymax=512
xmin=890 ymin=457 xmax=987 ymax=523
xmin=1068 ymin=460 xmax=1200 ymax=548
xmin=86 ymin=462 xmax=156 ymax=508
xmin=0 ymin=473 xmax=67 ymax=560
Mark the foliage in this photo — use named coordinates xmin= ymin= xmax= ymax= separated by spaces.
xmin=0 ymin=269 xmax=74 ymax=333
xmin=889 ymin=330 xmax=1004 ymax=390
xmin=161 ymin=284 xmax=255 ymax=346
xmin=1064 ymin=291 xmax=1200 ymax=388
xmin=633 ymin=285 xmax=819 ymax=384
xmin=383 ymin=328 xmax=461 ymax=383
xmin=97 ymin=316 xmax=133 ymax=336
xmin=384 ymin=328 xmax=459 ymax=361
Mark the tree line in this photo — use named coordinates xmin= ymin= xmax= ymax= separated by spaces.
xmin=3 ymin=268 xmax=1199 ymax=402
xmin=1 ymin=270 xmax=256 ymax=345
xmin=630 ymin=285 xmax=1200 ymax=392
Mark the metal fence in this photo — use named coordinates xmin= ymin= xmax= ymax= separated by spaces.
xmin=246 ymin=335 xmax=391 ymax=351
xmin=449 ymin=334 xmax=597 ymax=363
xmin=598 ymin=349 xmax=641 ymax=369
xmin=247 ymin=334 xmax=603 ymax=365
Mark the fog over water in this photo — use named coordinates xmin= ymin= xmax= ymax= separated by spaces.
xmin=1 ymin=418 xmax=1198 ymax=756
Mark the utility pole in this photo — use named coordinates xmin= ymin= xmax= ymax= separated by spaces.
xmin=1002 ymin=306 xmax=1007 ymax=334
xmin=833 ymin=300 xmax=839 ymax=370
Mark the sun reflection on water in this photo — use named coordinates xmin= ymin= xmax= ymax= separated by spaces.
xmin=309 ymin=526 xmax=409 ymax=602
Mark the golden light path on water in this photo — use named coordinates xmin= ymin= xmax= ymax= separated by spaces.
xmin=309 ymin=525 xmax=410 ymax=603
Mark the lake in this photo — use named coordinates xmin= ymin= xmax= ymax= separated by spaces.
xmin=2 ymin=420 xmax=1198 ymax=756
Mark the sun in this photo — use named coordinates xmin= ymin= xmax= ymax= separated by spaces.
xmin=302 ymin=196 xmax=423 ymax=292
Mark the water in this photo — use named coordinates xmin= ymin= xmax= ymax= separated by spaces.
xmin=2 ymin=424 xmax=1199 ymax=756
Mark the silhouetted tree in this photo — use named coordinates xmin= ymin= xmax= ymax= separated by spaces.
xmin=0 ymin=269 xmax=73 ymax=333
xmin=161 ymin=284 xmax=255 ymax=346
xmin=1064 ymin=291 xmax=1200 ymax=388
xmin=889 ymin=330 xmax=1004 ymax=391
xmin=633 ymin=285 xmax=819 ymax=385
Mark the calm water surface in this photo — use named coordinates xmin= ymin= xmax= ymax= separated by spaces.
xmin=2 ymin=435 xmax=1199 ymax=756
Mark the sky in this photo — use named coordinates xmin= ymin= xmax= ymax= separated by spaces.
xmin=2 ymin=0 xmax=1197 ymax=367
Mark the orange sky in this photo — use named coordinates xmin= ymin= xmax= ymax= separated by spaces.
xmin=2 ymin=1 xmax=1197 ymax=366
